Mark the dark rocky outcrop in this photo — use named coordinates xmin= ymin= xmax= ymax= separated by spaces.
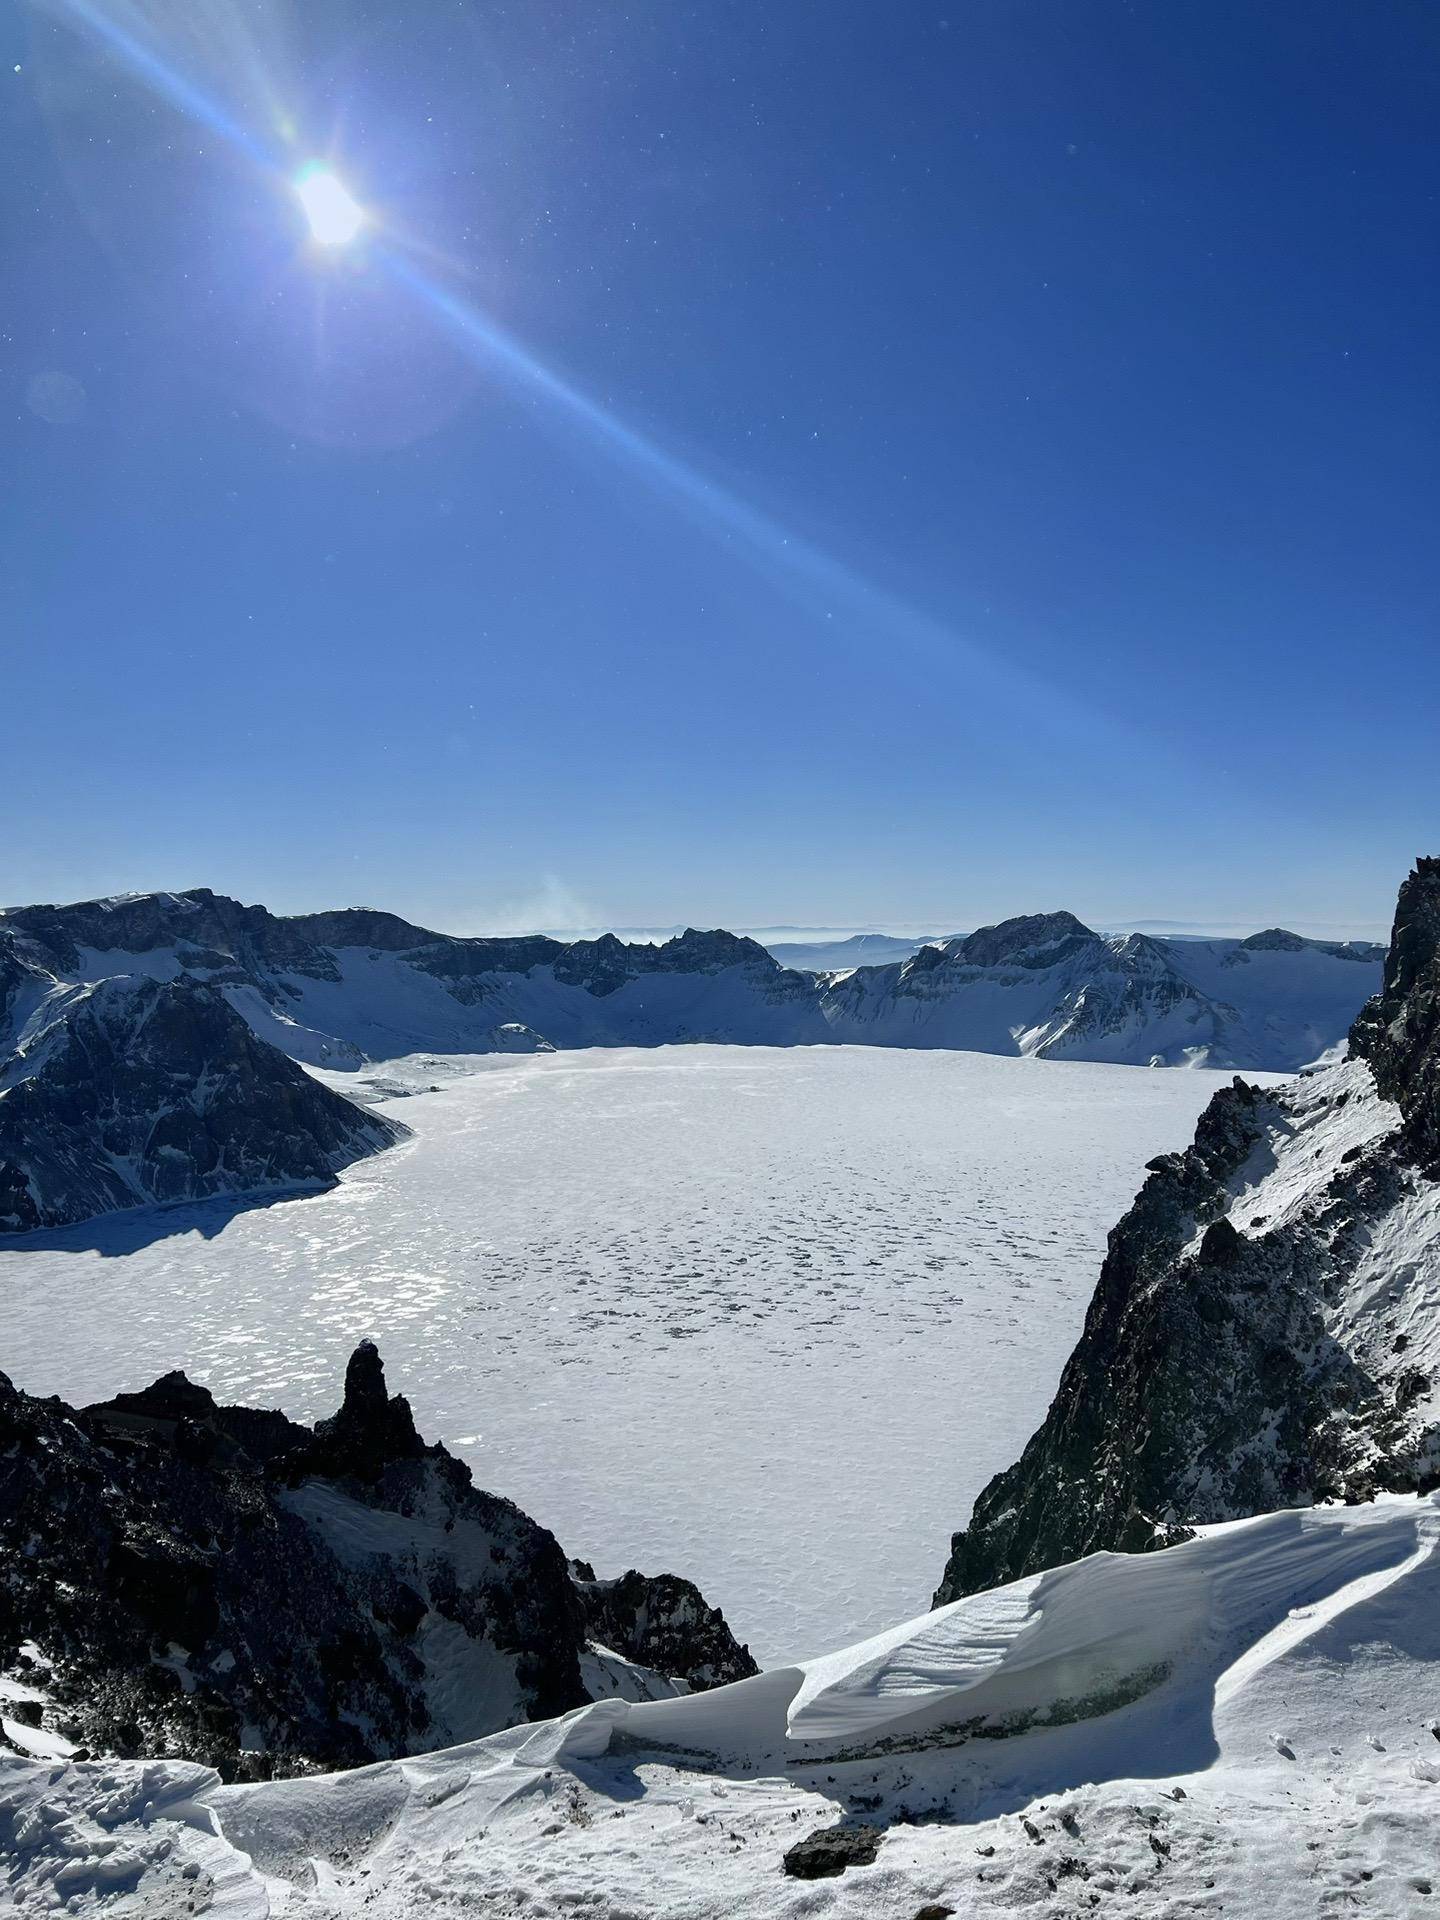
xmin=0 ymin=974 xmax=404 ymax=1235
xmin=934 ymin=860 xmax=1440 ymax=1604
xmin=569 ymin=1564 xmax=758 ymax=1692
xmin=0 ymin=1343 xmax=755 ymax=1779
xmin=949 ymin=910 xmax=1098 ymax=972
xmin=1349 ymin=856 xmax=1440 ymax=1162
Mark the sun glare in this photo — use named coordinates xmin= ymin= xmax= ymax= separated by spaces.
xmin=295 ymin=165 xmax=364 ymax=246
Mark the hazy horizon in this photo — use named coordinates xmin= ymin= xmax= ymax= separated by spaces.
xmin=0 ymin=875 xmax=1397 ymax=946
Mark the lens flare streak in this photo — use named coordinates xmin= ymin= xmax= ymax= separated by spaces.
xmin=40 ymin=0 xmax=1119 ymax=740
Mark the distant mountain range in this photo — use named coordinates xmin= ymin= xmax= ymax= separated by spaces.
xmin=765 ymin=932 xmax=942 ymax=970
xmin=0 ymin=888 xmax=1384 ymax=1233
xmin=0 ymin=887 xmax=1382 ymax=1075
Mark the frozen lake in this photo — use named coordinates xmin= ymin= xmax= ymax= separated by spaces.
xmin=0 ymin=1045 xmax=1256 ymax=1664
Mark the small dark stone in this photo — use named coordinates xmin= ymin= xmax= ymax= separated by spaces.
xmin=782 ymin=1823 xmax=885 ymax=1879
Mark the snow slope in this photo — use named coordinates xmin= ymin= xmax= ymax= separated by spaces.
xmin=6 ymin=1494 xmax=1439 ymax=1917
xmin=0 ymin=1044 xmax=1246 ymax=1664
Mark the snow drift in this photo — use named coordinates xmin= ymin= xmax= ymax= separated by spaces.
xmin=5 ymin=1493 xmax=1438 ymax=1916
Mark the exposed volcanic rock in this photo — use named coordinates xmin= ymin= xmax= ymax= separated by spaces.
xmin=1349 ymin=856 xmax=1440 ymax=1162
xmin=0 ymin=974 xmax=404 ymax=1235
xmin=1 ymin=888 xmax=351 ymax=984
xmin=0 ymin=937 xmax=56 ymax=1056
xmin=569 ymin=1563 xmax=758 ymax=1691
xmin=782 ymin=1822 xmax=886 ymax=1878
xmin=298 ymin=1339 xmax=426 ymax=1481
xmin=948 ymin=909 xmax=1098 ymax=971
xmin=0 ymin=1345 xmax=755 ymax=1779
xmin=934 ymin=860 xmax=1440 ymax=1605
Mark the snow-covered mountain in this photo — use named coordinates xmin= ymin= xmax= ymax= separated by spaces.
xmin=0 ymin=1341 xmax=754 ymax=1779
xmin=936 ymin=858 xmax=1440 ymax=1602
xmin=0 ymin=890 xmax=830 ymax=1067
xmin=0 ymin=972 xmax=404 ymax=1235
xmin=821 ymin=909 xmax=1384 ymax=1068
xmin=0 ymin=887 xmax=1383 ymax=1073
xmin=5 ymin=1491 xmax=1438 ymax=1914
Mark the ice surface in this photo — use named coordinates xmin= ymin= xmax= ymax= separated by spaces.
xmin=0 ymin=1044 xmax=1265 ymax=1663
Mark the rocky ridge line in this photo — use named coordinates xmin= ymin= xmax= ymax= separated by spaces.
xmin=0 ymin=1342 xmax=755 ymax=1778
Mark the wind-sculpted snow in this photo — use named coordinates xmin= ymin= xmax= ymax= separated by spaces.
xmin=0 ymin=1045 xmax=1241 ymax=1663
xmin=6 ymin=1494 xmax=1438 ymax=1917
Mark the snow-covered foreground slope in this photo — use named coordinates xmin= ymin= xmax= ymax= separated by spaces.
xmin=7 ymin=1494 xmax=1439 ymax=1916
xmin=0 ymin=1045 xmax=1247 ymax=1664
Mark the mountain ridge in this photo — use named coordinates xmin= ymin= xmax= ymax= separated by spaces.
xmin=0 ymin=972 xmax=405 ymax=1235
xmin=0 ymin=886 xmax=1384 ymax=1075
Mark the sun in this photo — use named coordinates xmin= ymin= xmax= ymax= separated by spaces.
xmin=295 ymin=165 xmax=365 ymax=247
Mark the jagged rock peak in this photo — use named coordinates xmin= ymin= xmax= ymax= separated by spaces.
xmin=97 ymin=1370 xmax=218 ymax=1424
xmin=949 ymin=910 xmax=1099 ymax=970
xmin=308 ymin=1340 xmax=424 ymax=1478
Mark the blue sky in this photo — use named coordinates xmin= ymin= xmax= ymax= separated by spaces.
xmin=5 ymin=1 xmax=1436 ymax=937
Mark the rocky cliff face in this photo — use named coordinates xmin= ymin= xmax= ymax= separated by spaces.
xmin=1349 ymin=856 xmax=1440 ymax=1162
xmin=0 ymin=1343 xmax=755 ymax=1779
xmin=935 ymin=860 xmax=1440 ymax=1604
xmin=0 ymin=973 xmax=405 ymax=1235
